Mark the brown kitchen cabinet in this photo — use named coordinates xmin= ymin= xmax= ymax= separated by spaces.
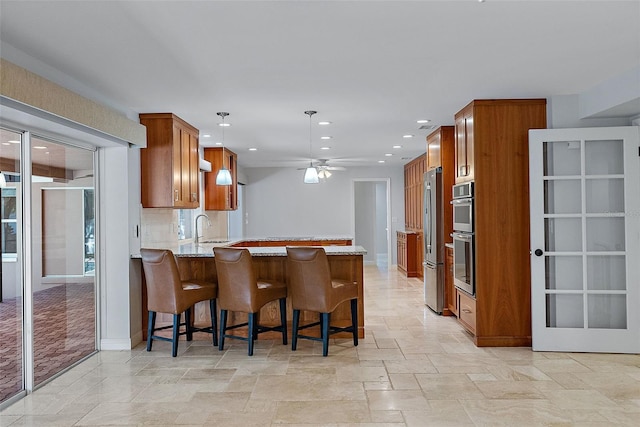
xmin=404 ymin=154 xmax=426 ymax=231
xmin=453 ymin=99 xmax=547 ymax=346
xmin=139 ymin=113 xmax=200 ymax=208
xmin=396 ymin=231 xmax=418 ymax=277
xmin=445 ymin=244 xmax=456 ymax=317
xmin=457 ymin=290 xmax=476 ymax=335
xmin=402 ymin=153 xmax=426 ymax=278
xmin=203 ymin=147 xmax=238 ymax=211
xmin=454 ymin=104 xmax=474 ymax=183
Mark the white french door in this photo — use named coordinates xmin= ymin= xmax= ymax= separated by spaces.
xmin=529 ymin=126 xmax=640 ymax=353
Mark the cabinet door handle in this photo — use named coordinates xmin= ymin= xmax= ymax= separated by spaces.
xmin=461 ymin=308 xmax=472 ymax=314
xmin=174 ymin=189 xmax=179 ymax=201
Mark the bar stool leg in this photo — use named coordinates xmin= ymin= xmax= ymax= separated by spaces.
xmin=172 ymin=313 xmax=181 ymax=357
xmin=219 ymin=310 xmax=227 ymax=351
xmin=147 ymin=311 xmax=156 ymax=352
xmin=321 ymin=312 xmax=330 ymax=357
xmin=291 ymin=309 xmax=300 ymax=351
xmin=210 ymin=299 xmax=218 ymax=347
xmin=248 ymin=313 xmax=256 ymax=356
xmin=185 ymin=308 xmax=193 ymax=341
xmin=279 ymin=298 xmax=288 ymax=345
xmin=351 ymin=298 xmax=358 ymax=347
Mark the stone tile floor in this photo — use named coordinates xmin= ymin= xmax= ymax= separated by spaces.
xmin=1 ymin=266 xmax=639 ymax=426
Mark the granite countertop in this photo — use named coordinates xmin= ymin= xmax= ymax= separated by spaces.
xmin=132 ymin=236 xmax=366 ymax=258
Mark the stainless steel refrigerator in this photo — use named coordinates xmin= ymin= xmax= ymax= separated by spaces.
xmin=423 ymin=168 xmax=444 ymax=313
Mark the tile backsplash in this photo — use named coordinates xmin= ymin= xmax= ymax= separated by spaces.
xmin=140 ymin=208 xmax=228 ymax=245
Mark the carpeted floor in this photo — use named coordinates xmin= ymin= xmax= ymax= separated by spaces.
xmin=0 ymin=283 xmax=95 ymax=403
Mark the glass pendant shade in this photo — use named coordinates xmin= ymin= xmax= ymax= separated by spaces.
xmin=216 ymin=167 xmax=232 ymax=185
xmin=303 ymin=110 xmax=318 ymax=184
xmin=304 ymin=166 xmax=319 ymax=184
xmin=215 ymin=111 xmax=232 ymax=186
xmin=0 ymin=171 xmax=6 ymax=188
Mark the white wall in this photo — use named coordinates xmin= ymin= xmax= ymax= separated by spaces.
xmin=244 ymin=165 xmax=403 ymax=264
xmin=548 ymin=95 xmax=632 ymax=129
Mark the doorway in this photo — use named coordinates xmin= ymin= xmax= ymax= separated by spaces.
xmin=228 ymin=182 xmax=244 ymax=239
xmin=352 ymin=179 xmax=391 ymax=268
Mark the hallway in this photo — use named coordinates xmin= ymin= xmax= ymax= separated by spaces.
xmin=1 ymin=266 xmax=639 ymax=426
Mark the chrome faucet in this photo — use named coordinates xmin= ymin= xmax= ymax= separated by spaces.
xmin=194 ymin=213 xmax=211 ymax=245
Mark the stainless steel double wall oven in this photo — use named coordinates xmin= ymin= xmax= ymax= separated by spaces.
xmin=451 ymin=182 xmax=475 ymax=295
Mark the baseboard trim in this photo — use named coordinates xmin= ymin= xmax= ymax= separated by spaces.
xmin=100 ymin=332 xmax=142 ymax=350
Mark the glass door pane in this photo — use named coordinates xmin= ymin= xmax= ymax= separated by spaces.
xmin=0 ymin=129 xmax=24 ymax=403
xmin=31 ymin=137 xmax=96 ymax=386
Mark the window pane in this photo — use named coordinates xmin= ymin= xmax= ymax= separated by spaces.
xmin=543 ymin=140 xmax=581 ymax=176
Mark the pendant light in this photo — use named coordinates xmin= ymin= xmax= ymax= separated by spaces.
xmin=216 ymin=112 xmax=232 ymax=186
xmin=0 ymin=171 xmax=6 ymax=188
xmin=303 ymin=110 xmax=319 ymax=184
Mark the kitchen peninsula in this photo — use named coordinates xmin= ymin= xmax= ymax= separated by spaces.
xmin=132 ymin=237 xmax=367 ymax=340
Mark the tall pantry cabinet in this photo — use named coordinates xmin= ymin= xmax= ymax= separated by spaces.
xmin=455 ymin=99 xmax=547 ymax=347
xmin=399 ymin=154 xmax=426 ymax=278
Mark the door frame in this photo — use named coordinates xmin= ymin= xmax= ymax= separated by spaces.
xmin=351 ymin=178 xmax=391 ymax=268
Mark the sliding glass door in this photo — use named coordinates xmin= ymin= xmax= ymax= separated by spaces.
xmin=0 ymin=129 xmax=97 ymax=405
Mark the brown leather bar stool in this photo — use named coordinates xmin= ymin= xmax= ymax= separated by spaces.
xmin=286 ymin=246 xmax=358 ymax=356
xmin=141 ymin=248 xmax=218 ymax=357
xmin=213 ymin=247 xmax=288 ymax=356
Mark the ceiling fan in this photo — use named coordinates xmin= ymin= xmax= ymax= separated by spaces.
xmin=297 ymin=159 xmax=346 ymax=179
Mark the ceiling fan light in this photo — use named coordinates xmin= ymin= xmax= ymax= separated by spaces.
xmin=216 ymin=167 xmax=232 ymax=185
xmin=318 ymin=169 xmax=331 ymax=179
xmin=304 ymin=166 xmax=319 ymax=184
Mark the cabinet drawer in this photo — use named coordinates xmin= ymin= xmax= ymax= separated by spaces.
xmin=458 ymin=291 xmax=476 ymax=334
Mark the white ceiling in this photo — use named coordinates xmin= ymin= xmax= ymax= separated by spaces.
xmin=1 ymin=1 xmax=639 ymax=169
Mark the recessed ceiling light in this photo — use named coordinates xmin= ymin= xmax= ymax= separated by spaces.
xmin=320 ymin=136 xmax=332 ymax=140
xmin=318 ymin=121 xmax=331 ymax=125
xmin=218 ymin=123 xmax=231 ymax=127
xmin=33 ymin=146 xmax=47 ymax=149
xmin=378 ymin=160 xmax=385 ymax=163
xmin=320 ymin=146 xmax=331 ymax=150
xmin=8 ymin=140 xmax=20 ymax=144
xmin=416 ymin=119 xmax=431 ymax=124
xmin=202 ymin=134 xmax=211 ymax=138
xmin=385 ymin=153 xmax=393 ymax=157
xmin=393 ymin=145 xmax=402 ymax=149
xmin=248 ymin=148 xmax=257 ymax=151
xmin=403 ymin=134 xmax=414 ymax=138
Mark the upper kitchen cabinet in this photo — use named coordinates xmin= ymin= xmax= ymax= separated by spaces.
xmin=427 ymin=126 xmax=454 ymax=171
xmin=404 ymin=153 xmax=426 ymax=231
xmin=139 ymin=113 xmax=200 ymax=209
xmin=454 ymin=104 xmax=474 ymax=183
xmin=203 ymin=147 xmax=238 ymax=211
